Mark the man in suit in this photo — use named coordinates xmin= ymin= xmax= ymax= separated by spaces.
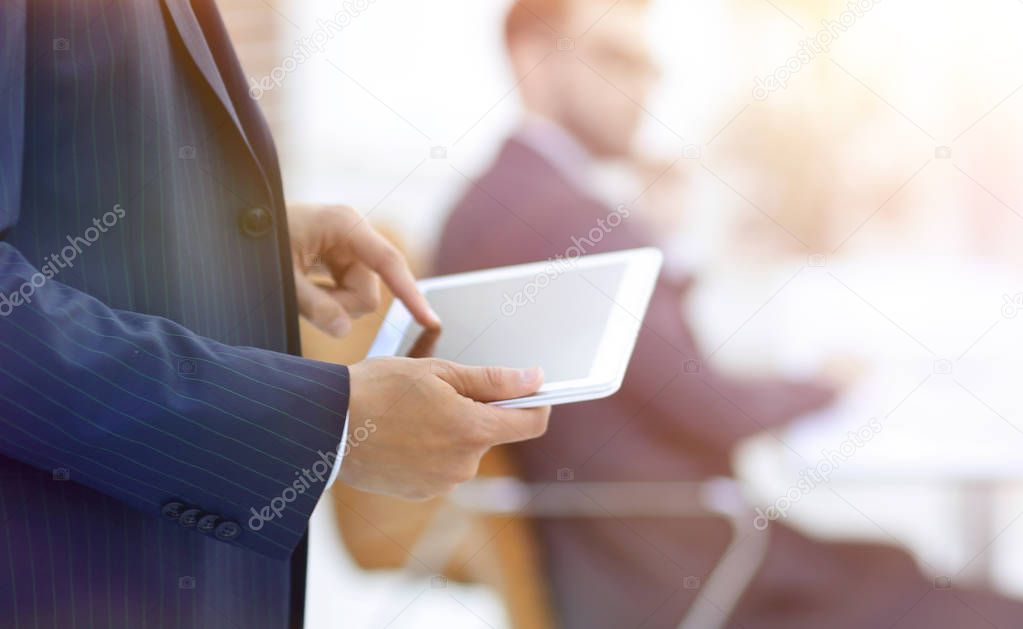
xmin=435 ymin=1 xmax=1023 ymax=627
xmin=0 ymin=1 xmax=550 ymax=627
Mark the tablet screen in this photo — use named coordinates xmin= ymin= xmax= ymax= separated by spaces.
xmin=397 ymin=261 xmax=627 ymax=382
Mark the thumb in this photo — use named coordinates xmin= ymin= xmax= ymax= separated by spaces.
xmin=434 ymin=362 xmax=544 ymax=403
xmin=294 ymin=271 xmax=352 ymax=337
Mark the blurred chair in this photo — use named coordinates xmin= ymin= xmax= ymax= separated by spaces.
xmin=328 ymin=443 xmax=558 ymax=629
xmin=300 ymin=227 xmax=770 ymax=629
xmin=421 ymin=479 xmax=770 ymax=629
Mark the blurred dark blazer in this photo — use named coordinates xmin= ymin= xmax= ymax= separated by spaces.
xmin=0 ymin=1 xmax=345 ymax=627
xmin=434 ymin=134 xmax=835 ymax=628
xmin=434 ymin=136 xmax=1022 ymax=629
xmin=436 ymin=135 xmax=832 ymax=479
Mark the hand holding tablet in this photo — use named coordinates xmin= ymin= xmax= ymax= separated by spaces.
xmin=369 ymin=247 xmax=662 ymax=408
xmin=344 ymin=357 xmax=550 ymax=499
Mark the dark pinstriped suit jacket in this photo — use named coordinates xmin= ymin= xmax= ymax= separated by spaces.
xmin=0 ymin=1 xmax=347 ymax=627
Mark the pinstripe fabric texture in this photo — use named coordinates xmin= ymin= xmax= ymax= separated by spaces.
xmin=0 ymin=0 xmax=347 ymax=627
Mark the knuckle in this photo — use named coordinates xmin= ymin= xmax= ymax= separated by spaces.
xmin=376 ymin=242 xmax=401 ymax=265
xmin=453 ymin=457 xmax=480 ymax=483
xmin=411 ymin=375 xmax=436 ymax=399
xmin=346 ymin=300 xmax=372 ymax=317
xmin=428 ymin=358 xmax=454 ymax=378
xmin=325 ymin=205 xmax=361 ymax=234
xmin=461 ymin=419 xmax=492 ymax=448
xmin=483 ymin=366 xmax=507 ymax=391
xmin=441 ymin=464 xmax=463 ymax=484
xmin=313 ymin=205 xmax=337 ymax=225
xmin=314 ymin=301 xmax=341 ymax=324
xmin=362 ymin=290 xmax=382 ymax=312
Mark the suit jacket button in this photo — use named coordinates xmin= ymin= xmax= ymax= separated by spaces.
xmin=196 ymin=514 xmax=220 ymax=534
xmin=214 ymin=520 xmax=241 ymax=541
xmin=161 ymin=501 xmax=186 ymax=520
xmin=178 ymin=508 xmax=203 ymax=528
xmin=238 ymin=207 xmax=273 ymax=238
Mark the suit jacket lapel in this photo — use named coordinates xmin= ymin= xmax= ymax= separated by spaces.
xmin=0 ymin=0 xmax=26 ymax=232
xmin=161 ymin=0 xmax=270 ymax=190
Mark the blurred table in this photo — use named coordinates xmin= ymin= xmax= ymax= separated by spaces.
xmin=701 ymin=256 xmax=1023 ymax=587
xmin=734 ymin=373 xmax=1023 ymax=585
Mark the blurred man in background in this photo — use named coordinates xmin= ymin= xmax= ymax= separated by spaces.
xmin=434 ymin=0 xmax=1023 ymax=627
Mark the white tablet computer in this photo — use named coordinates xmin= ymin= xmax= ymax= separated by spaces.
xmin=368 ymin=247 xmax=662 ymax=408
